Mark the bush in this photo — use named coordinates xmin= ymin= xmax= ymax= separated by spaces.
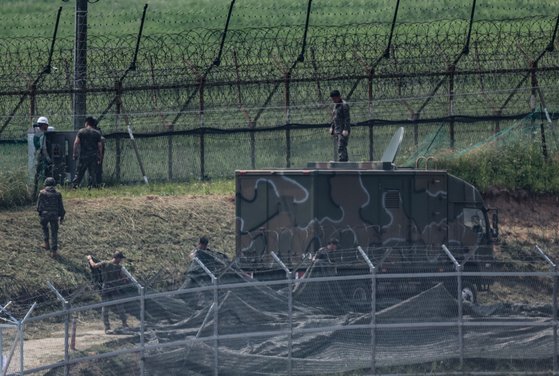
xmin=440 ymin=138 xmax=559 ymax=194
xmin=0 ymin=169 xmax=33 ymax=208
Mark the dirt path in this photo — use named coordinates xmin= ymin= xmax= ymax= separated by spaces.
xmin=3 ymin=323 xmax=134 ymax=374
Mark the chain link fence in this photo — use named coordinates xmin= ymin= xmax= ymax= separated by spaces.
xmin=1 ymin=243 xmax=558 ymax=375
xmin=1 ymin=14 xmax=558 ymax=181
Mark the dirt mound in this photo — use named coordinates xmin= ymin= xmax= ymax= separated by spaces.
xmin=0 ymin=194 xmax=236 ymax=305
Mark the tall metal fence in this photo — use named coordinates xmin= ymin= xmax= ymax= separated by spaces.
xmin=1 ymin=13 xmax=559 ymax=181
xmin=1 ymin=244 xmax=558 ymax=376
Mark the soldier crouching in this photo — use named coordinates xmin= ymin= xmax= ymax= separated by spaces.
xmin=36 ymin=177 xmax=65 ymax=257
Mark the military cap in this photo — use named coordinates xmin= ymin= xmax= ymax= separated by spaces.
xmin=328 ymin=238 xmax=339 ymax=245
xmin=113 ymin=251 xmax=126 ymax=259
xmin=44 ymin=177 xmax=56 ymax=186
xmin=199 ymin=236 xmax=209 ymax=245
xmin=329 ymin=90 xmax=341 ymax=98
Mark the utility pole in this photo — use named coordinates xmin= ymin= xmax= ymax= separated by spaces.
xmin=73 ymin=0 xmax=88 ymax=130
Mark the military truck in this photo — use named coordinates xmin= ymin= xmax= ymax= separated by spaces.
xmin=235 ymin=128 xmax=499 ymax=304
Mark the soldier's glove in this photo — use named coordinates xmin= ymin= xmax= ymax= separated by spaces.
xmin=59 ymin=217 xmax=64 ymax=224
xmin=342 ymin=130 xmax=349 ymax=137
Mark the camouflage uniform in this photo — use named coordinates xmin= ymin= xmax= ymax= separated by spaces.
xmin=72 ymin=126 xmax=102 ymax=188
xmin=98 ymin=261 xmax=128 ymax=331
xmin=330 ymin=100 xmax=351 ymax=162
xmin=36 ymin=180 xmax=65 ymax=251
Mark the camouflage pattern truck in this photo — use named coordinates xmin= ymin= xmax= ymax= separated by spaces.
xmin=235 ymin=158 xmax=499 ymax=304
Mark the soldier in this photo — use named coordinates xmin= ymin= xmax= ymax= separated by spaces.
xmin=313 ymin=238 xmax=339 ymax=263
xmin=182 ymin=236 xmax=230 ymax=290
xmin=72 ymin=116 xmax=103 ymax=189
xmin=87 ymin=251 xmax=130 ymax=334
xmin=36 ymin=177 xmax=65 ymax=257
xmin=328 ymin=90 xmax=351 ymax=162
xmin=33 ymin=116 xmax=52 ymax=197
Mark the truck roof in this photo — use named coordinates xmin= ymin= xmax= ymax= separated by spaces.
xmin=236 ymin=161 xmax=448 ymax=175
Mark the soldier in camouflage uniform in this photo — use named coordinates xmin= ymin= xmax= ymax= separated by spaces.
xmin=329 ymin=90 xmax=351 ymax=162
xmin=36 ymin=177 xmax=65 ymax=256
xmin=87 ymin=251 xmax=130 ymax=334
xmin=72 ymin=116 xmax=103 ymax=189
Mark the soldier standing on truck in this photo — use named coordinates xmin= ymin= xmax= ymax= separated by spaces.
xmin=72 ymin=116 xmax=103 ymax=189
xmin=37 ymin=177 xmax=65 ymax=257
xmin=329 ymin=90 xmax=351 ymax=162
xmin=87 ymin=251 xmax=130 ymax=334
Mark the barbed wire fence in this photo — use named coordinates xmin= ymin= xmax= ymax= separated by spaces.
xmin=1 ymin=243 xmax=559 ymax=375
xmin=0 ymin=3 xmax=558 ymax=182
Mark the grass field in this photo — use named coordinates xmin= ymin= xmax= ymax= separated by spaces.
xmin=2 ymin=0 xmax=558 ymax=39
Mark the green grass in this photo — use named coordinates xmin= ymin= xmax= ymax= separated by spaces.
xmin=1 ymin=0 xmax=557 ymax=38
xmin=62 ymin=178 xmax=235 ymax=199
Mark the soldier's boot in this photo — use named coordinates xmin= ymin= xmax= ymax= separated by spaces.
xmin=43 ymin=241 xmax=50 ymax=251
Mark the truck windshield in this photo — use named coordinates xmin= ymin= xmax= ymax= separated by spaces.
xmin=463 ymin=208 xmax=486 ymax=234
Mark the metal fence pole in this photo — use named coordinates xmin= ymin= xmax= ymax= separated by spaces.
xmin=19 ymin=303 xmax=37 ymax=376
xmin=193 ymin=257 xmax=219 ymax=376
xmin=358 ymin=246 xmax=376 ymax=374
xmin=199 ymin=77 xmax=206 ymax=180
xmin=442 ymin=245 xmax=464 ymax=369
xmin=535 ymin=245 xmax=558 ymax=374
xmin=448 ymin=63 xmax=456 ymax=149
xmin=122 ymin=267 xmax=145 ymax=376
xmin=0 ymin=327 xmax=3 ymax=376
xmin=48 ymin=281 xmax=70 ymax=376
xmin=271 ymin=252 xmax=293 ymax=376
xmin=284 ymin=73 xmax=291 ymax=168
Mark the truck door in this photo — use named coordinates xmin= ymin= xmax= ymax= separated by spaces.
xmin=413 ymin=174 xmax=447 ymax=246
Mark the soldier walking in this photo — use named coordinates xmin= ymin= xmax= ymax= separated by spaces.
xmin=36 ymin=177 xmax=65 ymax=257
xmin=328 ymin=90 xmax=351 ymax=162
xmin=72 ymin=116 xmax=103 ymax=189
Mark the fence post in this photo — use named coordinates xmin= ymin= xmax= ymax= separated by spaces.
xmin=18 ymin=303 xmax=37 ymax=375
xmin=535 ymin=245 xmax=558 ymax=374
xmin=115 ymin=81 xmax=123 ymax=183
xmin=29 ymin=83 xmax=37 ymax=120
xmin=122 ymin=267 xmax=145 ymax=376
xmin=358 ymin=246 xmax=376 ymax=374
xmin=193 ymin=257 xmax=219 ymax=376
xmin=73 ymin=0 xmax=88 ymax=131
xmin=47 ymin=281 xmax=70 ymax=376
xmin=442 ymin=245 xmax=464 ymax=370
xmin=368 ymin=68 xmax=374 ymax=161
xmin=271 ymin=252 xmax=293 ymax=376
xmin=284 ymin=72 xmax=292 ymax=168
xmin=448 ymin=64 xmax=456 ymax=149
xmin=199 ymin=76 xmax=206 ymax=180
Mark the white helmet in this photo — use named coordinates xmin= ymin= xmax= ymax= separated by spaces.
xmin=37 ymin=116 xmax=49 ymax=125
